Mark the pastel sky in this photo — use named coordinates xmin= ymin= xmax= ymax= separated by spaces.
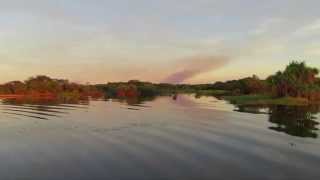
xmin=0 ymin=0 xmax=319 ymax=84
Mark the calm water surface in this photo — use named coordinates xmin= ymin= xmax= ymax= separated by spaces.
xmin=0 ymin=95 xmax=319 ymax=180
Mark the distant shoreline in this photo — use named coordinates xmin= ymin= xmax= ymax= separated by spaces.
xmin=0 ymin=93 xmax=56 ymax=99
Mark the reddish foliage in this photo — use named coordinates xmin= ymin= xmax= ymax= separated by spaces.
xmin=116 ymin=85 xmax=140 ymax=98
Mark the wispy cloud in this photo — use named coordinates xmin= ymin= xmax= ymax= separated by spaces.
xmin=252 ymin=18 xmax=285 ymax=35
xmin=0 ymin=0 xmax=319 ymax=83
xmin=293 ymin=19 xmax=320 ymax=36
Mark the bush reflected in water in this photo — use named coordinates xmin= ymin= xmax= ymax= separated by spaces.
xmin=236 ymin=104 xmax=320 ymax=138
xmin=269 ymin=105 xmax=319 ymax=138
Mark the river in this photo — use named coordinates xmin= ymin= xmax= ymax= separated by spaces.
xmin=0 ymin=94 xmax=319 ymax=179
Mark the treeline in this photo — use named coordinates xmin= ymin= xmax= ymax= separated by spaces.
xmin=96 ymin=80 xmax=180 ymax=98
xmin=0 ymin=75 xmax=102 ymax=99
xmin=211 ymin=75 xmax=267 ymax=95
xmin=96 ymin=79 xmax=220 ymax=99
xmin=96 ymin=61 xmax=320 ymax=101
xmin=267 ymin=62 xmax=320 ymax=100
xmin=209 ymin=61 xmax=320 ymax=101
xmin=1 ymin=61 xmax=318 ymax=102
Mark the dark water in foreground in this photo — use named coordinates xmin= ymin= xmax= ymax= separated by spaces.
xmin=0 ymin=95 xmax=319 ymax=180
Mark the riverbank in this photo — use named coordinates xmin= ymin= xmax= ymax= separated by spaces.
xmin=195 ymin=90 xmax=230 ymax=96
xmin=0 ymin=92 xmax=97 ymax=100
xmin=222 ymin=94 xmax=316 ymax=106
xmin=0 ymin=93 xmax=56 ymax=99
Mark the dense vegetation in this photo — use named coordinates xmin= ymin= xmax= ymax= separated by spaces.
xmin=0 ymin=75 xmax=102 ymax=99
xmin=211 ymin=75 xmax=268 ymax=95
xmin=267 ymin=61 xmax=320 ymax=100
xmin=207 ymin=61 xmax=320 ymax=105
xmin=95 ymin=61 xmax=320 ymax=105
xmin=0 ymin=61 xmax=318 ymax=105
xmin=95 ymin=80 xmax=227 ymax=99
xmin=97 ymin=80 xmax=159 ymax=98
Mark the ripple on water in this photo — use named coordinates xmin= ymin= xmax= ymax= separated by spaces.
xmin=0 ymin=95 xmax=319 ymax=179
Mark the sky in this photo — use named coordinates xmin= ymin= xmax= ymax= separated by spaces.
xmin=0 ymin=0 xmax=319 ymax=84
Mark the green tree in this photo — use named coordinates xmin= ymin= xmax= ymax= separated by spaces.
xmin=267 ymin=61 xmax=319 ymax=99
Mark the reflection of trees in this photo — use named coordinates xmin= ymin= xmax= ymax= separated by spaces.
xmin=268 ymin=105 xmax=320 ymax=138
xmin=1 ymin=97 xmax=90 ymax=120
xmin=235 ymin=104 xmax=320 ymax=138
xmin=2 ymin=96 xmax=89 ymax=106
xmin=236 ymin=105 xmax=269 ymax=114
xmin=115 ymin=96 xmax=156 ymax=106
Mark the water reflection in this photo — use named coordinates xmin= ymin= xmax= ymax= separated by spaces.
xmin=1 ymin=96 xmax=89 ymax=106
xmin=236 ymin=105 xmax=269 ymax=114
xmin=109 ymin=96 xmax=155 ymax=110
xmin=1 ymin=95 xmax=320 ymax=139
xmin=0 ymin=97 xmax=89 ymax=120
xmin=0 ymin=95 xmax=319 ymax=179
xmin=269 ymin=105 xmax=319 ymax=138
xmin=236 ymin=105 xmax=320 ymax=138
